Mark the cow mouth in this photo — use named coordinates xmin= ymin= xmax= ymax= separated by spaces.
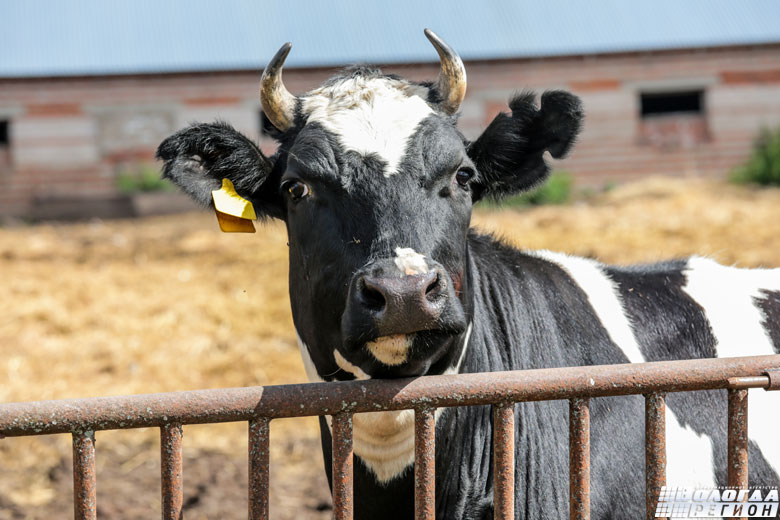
xmin=365 ymin=333 xmax=414 ymax=366
xmin=331 ymin=328 xmax=463 ymax=380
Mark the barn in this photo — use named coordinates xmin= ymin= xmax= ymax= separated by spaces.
xmin=1 ymin=0 xmax=780 ymax=219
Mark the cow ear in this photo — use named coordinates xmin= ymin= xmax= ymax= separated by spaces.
xmin=466 ymin=91 xmax=583 ymax=201
xmin=156 ymin=122 xmax=282 ymax=219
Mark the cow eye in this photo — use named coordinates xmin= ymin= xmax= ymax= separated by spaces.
xmin=455 ymin=168 xmax=474 ymax=187
xmin=281 ymin=179 xmax=310 ymax=201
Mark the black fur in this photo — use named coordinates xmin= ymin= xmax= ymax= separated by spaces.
xmin=156 ymin=121 xmax=282 ymax=218
xmin=467 ymin=91 xmax=583 ymax=201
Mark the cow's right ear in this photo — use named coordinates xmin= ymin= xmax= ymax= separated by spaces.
xmin=156 ymin=122 xmax=283 ymax=219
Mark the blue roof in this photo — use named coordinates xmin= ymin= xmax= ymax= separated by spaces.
xmin=2 ymin=0 xmax=780 ymax=78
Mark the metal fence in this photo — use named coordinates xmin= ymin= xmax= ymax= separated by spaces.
xmin=1 ymin=354 xmax=779 ymax=520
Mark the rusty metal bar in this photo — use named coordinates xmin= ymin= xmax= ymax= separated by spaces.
xmin=764 ymin=368 xmax=780 ymax=390
xmin=332 ymin=413 xmax=354 ymax=520
xmin=728 ymin=375 xmax=769 ymax=389
xmin=160 ymin=423 xmax=183 ymax=520
xmin=644 ymin=393 xmax=666 ymax=520
xmin=569 ymin=398 xmax=590 ymax=520
xmin=248 ymin=417 xmax=271 ymax=520
xmin=415 ymin=407 xmax=436 ymax=520
xmin=72 ymin=431 xmax=97 ymax=520
xmin=493 ymin=403 xmax=515 ymax=520
xmin=728 ymin=388 xmax=749 ymax=520
xmin=2 ymin=355 xmax=779 ymax=437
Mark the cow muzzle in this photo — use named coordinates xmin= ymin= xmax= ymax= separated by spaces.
xmin=341 ymin=257 xmax=467 ymax=358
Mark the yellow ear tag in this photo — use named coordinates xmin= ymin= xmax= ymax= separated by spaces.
xmin=211 ymin=178 xmax=257 ymax=233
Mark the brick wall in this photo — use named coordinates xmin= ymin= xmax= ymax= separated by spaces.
xmin=1 ymin=44 xmax=779 ymax=217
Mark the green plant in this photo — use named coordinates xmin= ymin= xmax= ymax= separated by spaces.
xmin=479 ymin=170 xmax=573 ymax=209
xmin=117 ymin=166 xmax=175 ymax=194
xmin=730 ymin=127 xmax=780 ymax=187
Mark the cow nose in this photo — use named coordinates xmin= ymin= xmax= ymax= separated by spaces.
xmin=358 ymin=268 xmax=445 ymax=335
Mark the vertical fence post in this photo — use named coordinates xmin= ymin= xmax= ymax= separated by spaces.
xmin=249 ymin=417 xmax=271 ymax=520
xmin=415 ymin=407 xmax=436 ymax=520
xmin=645 ymin=393 xmax=666 ymax=520
xmin=493 ymin=403 xmax=515 ymax=520
xmin=728 ymin=389 xmax=749 ymax=520
xmin=160 ymin=423 xmax=183 ymax=520
xmin=72 ymin=431 xmax=97 ymax=520
xmin=332 ymin=413 xmax=354 ymax=520
xmin=569 ymin=398 xmax=590 ymax=520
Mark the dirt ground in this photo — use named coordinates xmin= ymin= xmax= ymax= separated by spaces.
xmin=1 ymin=177 xmax=778 ymax=518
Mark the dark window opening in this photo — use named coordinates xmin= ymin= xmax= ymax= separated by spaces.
xmin=637 ymin=89 xmax=709 ymax=150
xmin=640 ymin=91 xmax=703 ymax=117
xmin=0 ymin=120 xmax=10 ymax=172
xmin=0 ymin=120 xmax=9 ymax=146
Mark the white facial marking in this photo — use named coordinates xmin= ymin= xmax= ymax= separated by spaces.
xmin=393 ymin=247 xmax=429 ymax=276
xmin=333 ymin=349 xmax=371 ymax=380
xmin=533 ymin=250 xmax=719 ymax=486
xmin=301 ymin=77 xmax=433 ymax=177
xmin=443 ymin=322 xmax=472 ymax=375
xmin=366 ymin=334 xmax=412 ymax=366
xmin=295 ymin=331 xmax=325 ymax=383
xmin=682 ymin=256 xmax=780 ymax=474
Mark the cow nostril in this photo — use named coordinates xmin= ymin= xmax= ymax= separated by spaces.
xmin=425 ymin=273 xmax=442 ymax=300
xmin=360 ymin=282 xmax=386 ymax=311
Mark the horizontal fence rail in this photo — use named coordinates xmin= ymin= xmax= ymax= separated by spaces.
xmin=1 ymin=354 xmax=779 ymax=519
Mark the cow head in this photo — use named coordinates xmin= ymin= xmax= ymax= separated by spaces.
xmin=157 ymin=30 xmax=583 ymax=383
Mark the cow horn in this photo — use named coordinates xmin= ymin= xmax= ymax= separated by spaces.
xmin=260 ymin=42 xmax=297 ymax=131
xmin=424 ymin=29 xmax=467 ymax=115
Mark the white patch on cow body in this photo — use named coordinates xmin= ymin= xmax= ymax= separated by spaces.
xmin=530 ymin=251 xmax=646 ymax=363
xmin=301 ymin=77 xmax=433 ymax=177
xmin=393 ymin=247 xmax=429 ymax=276
xmin=665 ymin=406 xmax=717 ymax=488
xmin=366 ymin=334 xmax=413 ymax=366
xmin=682 ymin=256 xmax=780 ymax=475
xmin=353 ymin=408 xmax=416 ymax=482
xmin=532 ymin=250 xmax=719 ymax=487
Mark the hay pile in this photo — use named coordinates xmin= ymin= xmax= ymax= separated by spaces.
xmin=0 ymin=177 xmax=778 ymax=518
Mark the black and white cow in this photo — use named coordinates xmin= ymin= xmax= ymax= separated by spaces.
xmin=157 ymin=30 xmax=780 ymax=519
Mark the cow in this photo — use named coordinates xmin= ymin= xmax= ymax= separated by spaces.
xmin=157 ymin=30 xmax=780 ymax=519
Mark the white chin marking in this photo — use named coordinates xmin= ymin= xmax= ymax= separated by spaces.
xmin=333 ymin=349 xmax=371 ymax=380
xmin=301 ymin=77 xmax=433 ymax=177
xmin=366 ymin=334 xmax=412 ymax=366
xmin=393 ymin=247 xmax=428 ymax=276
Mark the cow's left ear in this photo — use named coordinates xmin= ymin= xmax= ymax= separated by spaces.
xmin=156 ymin=122 xmax=283 ymax=219
xmin=466 ymin=91 xmax=583 ymax=201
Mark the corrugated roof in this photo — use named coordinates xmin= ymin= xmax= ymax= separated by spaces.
xmin=2 ymin=0 xmax=780 ymax=78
